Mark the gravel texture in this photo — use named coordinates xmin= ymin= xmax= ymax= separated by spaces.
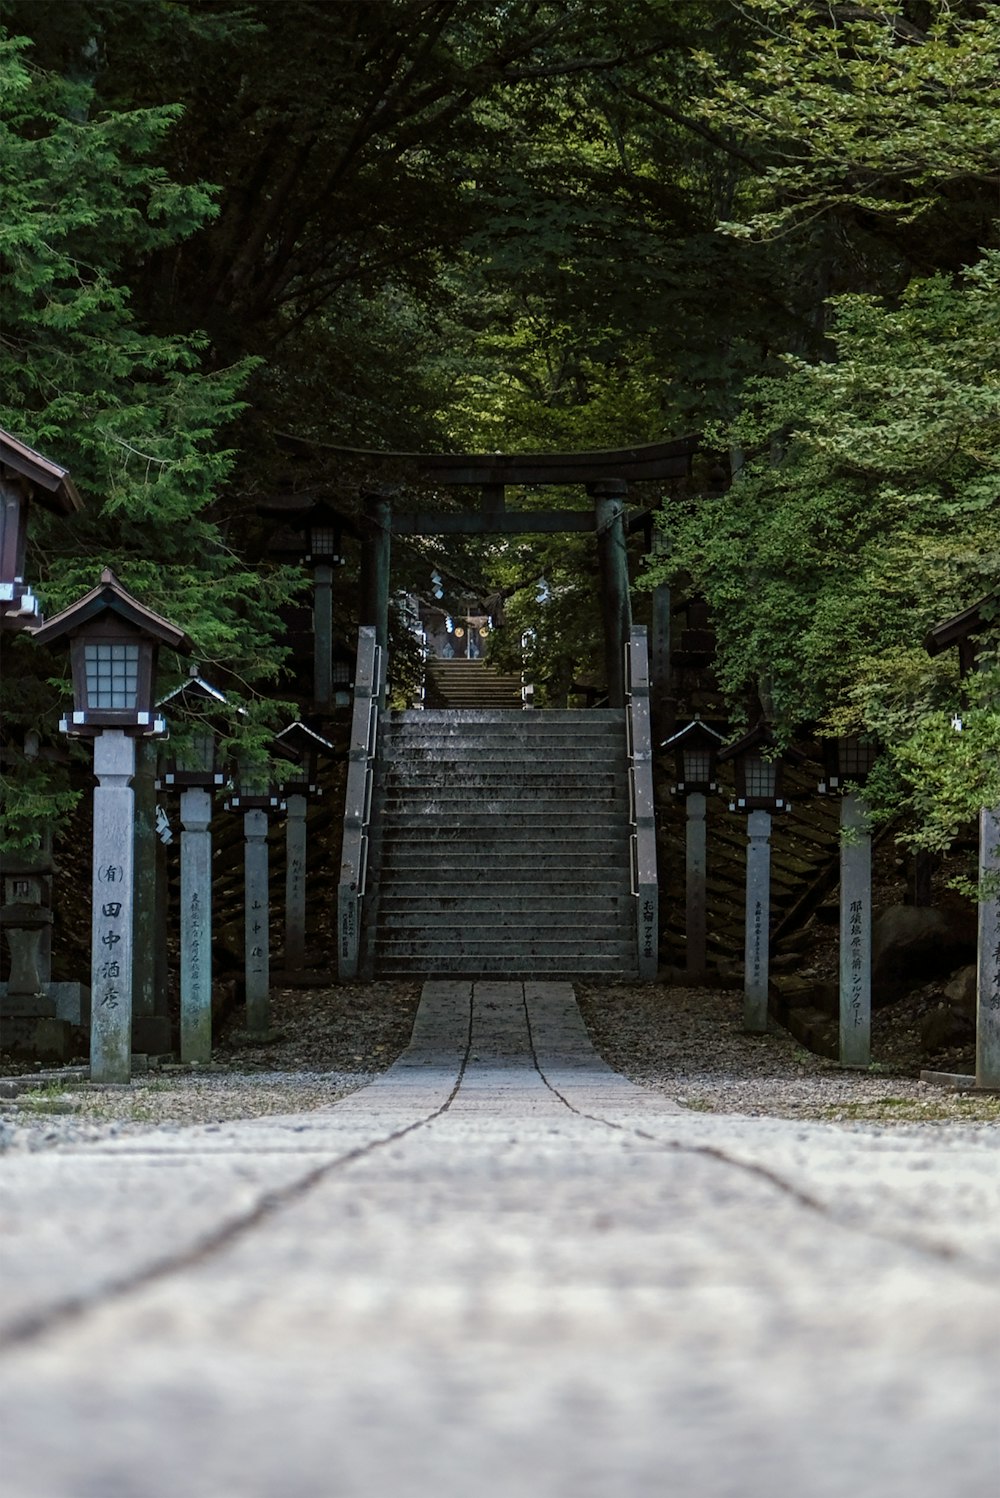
xmin=2 ymin=975 xmax=997 ymax=1150
xmin=577 ymin=981 xmax=1000 ymax=1124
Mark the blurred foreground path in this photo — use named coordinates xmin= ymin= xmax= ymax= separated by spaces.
xmin=1 ymin=981 xmax=998 ymax=1498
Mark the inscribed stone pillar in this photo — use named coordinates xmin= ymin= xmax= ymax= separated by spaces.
xmin=243 ymin=808 xmax=270 ymax=1033
xmin=686 ymin=791 xmax=708 ymax=977
xmin=180 ymin=787 xmax=213 ymax=1063
xmin=90 ymin=730 xmax=137 ymax=1083
xmin=839 ymin=791 xmax=872 ymax=1069
xmin=592 ymin=481 xmax=631 ymax=711
xmin=744 ymin=809 xmax=771 ymax=1033
xmin=284 ymin=793 xmax=308 ymax=974
xmin=975 ymin=804 xmax=1000 ymax=1089
xmin=313 ymin=563 xmax=334 ymax=710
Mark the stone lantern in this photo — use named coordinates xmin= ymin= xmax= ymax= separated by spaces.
xmin=661 ymin=717 xmax=725 ymax=977
xmin=258 ymin=493 xmax=352 ymax=713
xmin=273 ymin=721 xmax=335 ymax=978
xmin=718 ymin=724 xmax=803 ymax=1033
xmin=157 ymin=670 xmax=232 ymax=1062
xmin=33 ymin=570 xmax=192 ymax=1082
xmin=0 ymin=427 xmax=83 ymax=630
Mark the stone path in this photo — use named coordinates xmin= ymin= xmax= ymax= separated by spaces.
xmin=0 ymin=981 xmax=998 ymax=1498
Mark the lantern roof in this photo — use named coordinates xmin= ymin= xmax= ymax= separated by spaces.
xmin=0 ymin=428 xmax=84 ymax=514
xmin=274 ymin=721 xmax=335 ymax=761
xmin=32 ymin=568 xmax=193 ymax=652
xmin=158 ymin=668 xmax=229 ymax=712
xmin=924 ymin=592 xmax=999 ymax=656
xmin=660 ymin=717 xmax=726 ymax=753
xmin=257 ymin=493 xmax=357 ymax=533
xmin=716 ymin=722 xmax=807 ymax=766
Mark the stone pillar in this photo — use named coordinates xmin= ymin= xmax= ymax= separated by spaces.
xmin=179 ymin=788 xmax=213 ymax=1063
xmin=243 ymin=808 xmax=270 ymax=1033
xmin=131 ymin=739 xmax=171 ymax=1055
xmin=744 ymin=809 xmax=771 ymax=1033
xmin=975 ymin=805 xmax=1000 ymax=1088
xmin=284 ymin=793 xmax=308 ymax=974
xmin=685 ymin=791 xmax=708 ymax=977
xmin=313 ymin=562 xmax=334 ymax=710
xmin=592 ymin=480 xmax=631 ymax=711
xmin=839 ymin=791 xmax=872 ymax=1069
xmin=90 ymin=730 xmax=137 ymax=1083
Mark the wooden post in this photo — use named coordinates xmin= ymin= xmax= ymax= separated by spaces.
xmin=686 ymin=791 xmax=708 ymax=977
xmin=243 ymin=808 xmax=270 ymax=1033
xmin=360 ymin=487 xmax=392 ymax=704
xmin=313 ymin=562 xmax=335 ymax=710
xmin=839 ymin=791 xmax=872 ymax=1068
xmin=284 ymin=792 xmax=308 ymax=973
xmin=744 ymin=809 xmax=771 ymax=1033
xmin=179 ymin=787 xmax=213 ymax=1063
xmin=90 ymin=730 xmax=137 ymax=1083
xmin=976 ymin=805 xmax=1000 ymax=1088
xmin=591 ymin=480 xmax=631 ymax=710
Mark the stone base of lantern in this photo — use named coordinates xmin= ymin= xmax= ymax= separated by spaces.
xmin=0 ymin=1014 xmax=75 ymax=1063
xmin=0 ymin=981 xmax=91 ymax=1028
xmin=919 ymin=1069 xmax=1000 ymax=1095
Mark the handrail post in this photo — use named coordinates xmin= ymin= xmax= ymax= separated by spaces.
xmin=338 ymin=626 xmax=382 ymax=979
xmin=626 ymin=626 xmax=658 ymax=979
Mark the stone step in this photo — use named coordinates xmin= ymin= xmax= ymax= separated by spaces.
xmin=382 ymin=767 xmax=624 ymax=785
xmin=377 ymin=891 xmax=632 ymax=911
xmin=373 ymin=954 xmax=638 ymax=977
xmin=369 ymin=904 xmax=631 ymax=928
xmin=382 ymin=728 xmax=622 ymax=746
xmin=391 ymin=709 xmax=625 ymax=724
xmin=380 ymin=793 xmax=630 ymax=812
xmin=377 ymin=877 xmax=633 ymax=897
xmin=379 ymin=836 xmax=629 ymax=858
xmin=379 ymin=812 xmax=627 ymax=831
xmin=373 ymin=934 xmax=635 ymax=957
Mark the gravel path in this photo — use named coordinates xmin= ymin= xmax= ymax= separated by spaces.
xmin=2 ymin=978 xmax=997 ymax=1150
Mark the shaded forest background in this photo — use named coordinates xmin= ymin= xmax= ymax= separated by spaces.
xmin=2 ymin=0 xmax=1000 ymax=855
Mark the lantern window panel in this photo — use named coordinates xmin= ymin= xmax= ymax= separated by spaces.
xmin=838 ymin=735 xmax=877 ymax=777
xmin=177 ymin=730 xmax=217 ymax=775
xmin=683 ymin=747 xmax=714 ymax=783
xmin=84 ymin=642 xmax=140 ymax=710
xmin=743 ymin=754 xmax=776 ymax=800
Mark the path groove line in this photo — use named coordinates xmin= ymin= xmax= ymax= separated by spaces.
xmin=0 ymin=988 xmax=476 ymax=1355
xmin=519 ymin=987 xmax=1000 ymax=1286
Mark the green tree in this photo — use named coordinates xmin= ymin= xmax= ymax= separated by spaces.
xmin=0 ymin=29 xmax=301 ymax=846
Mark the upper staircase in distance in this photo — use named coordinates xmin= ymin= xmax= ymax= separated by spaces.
xmin=424 ymin=658 xmax=522 ymax=710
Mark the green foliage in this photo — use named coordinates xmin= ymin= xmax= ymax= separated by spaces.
xmin=647 ymin=250 xmax=1000 ymax=846
xmin=695 ymin=1 xmax=1000 ymax=253
xmin=0 ymin=28 xmax=303 ymax=847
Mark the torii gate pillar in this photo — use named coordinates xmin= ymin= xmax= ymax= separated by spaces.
xmin=591 ymin=479 xmax=632 ymax=710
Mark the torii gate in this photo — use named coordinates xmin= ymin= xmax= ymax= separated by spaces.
xmin=275 ymin=433 xmax=699 ymax=711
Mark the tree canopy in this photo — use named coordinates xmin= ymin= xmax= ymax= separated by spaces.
xmin=2 ymin=0 xmax=999 ymax=859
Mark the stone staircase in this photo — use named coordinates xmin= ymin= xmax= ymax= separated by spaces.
xmin=363 ymin=708 xmax=637 ymax=978
xmin=424 ymin=658 xmax=522 ymax=709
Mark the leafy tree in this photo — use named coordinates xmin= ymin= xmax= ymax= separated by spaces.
xmin=648 ymin=252 xmax=1000 ymax=847
xmin=0 ymin=28 xmax=302 ymax=846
